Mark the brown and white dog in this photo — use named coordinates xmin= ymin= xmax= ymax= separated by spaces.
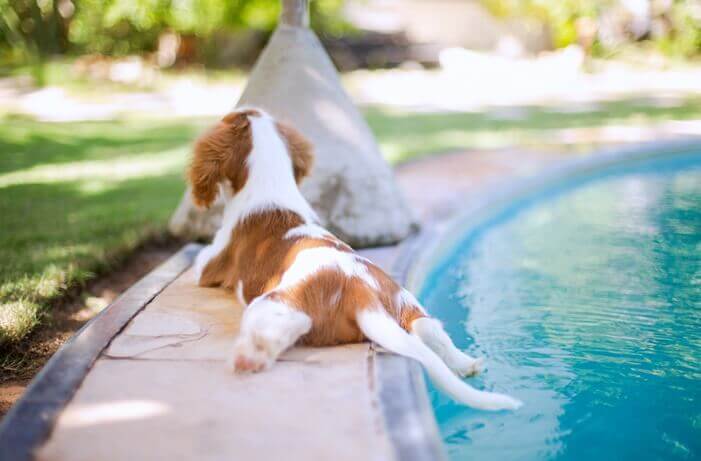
xmin=190 ymin=108 xmax=521 ymax=411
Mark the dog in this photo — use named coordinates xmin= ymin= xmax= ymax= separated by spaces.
xmin=189 ymin=108 xmax=522 ymax=411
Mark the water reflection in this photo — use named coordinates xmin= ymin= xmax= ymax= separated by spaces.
xmin=421 ymin=155 xmax=701 ymax=460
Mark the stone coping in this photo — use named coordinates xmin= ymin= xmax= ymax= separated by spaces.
xmin=0 ymin=245 xmax=200 ymax=461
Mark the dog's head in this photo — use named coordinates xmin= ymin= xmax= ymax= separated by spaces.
xmin=188 ymin=108 xmax=314 ymax=209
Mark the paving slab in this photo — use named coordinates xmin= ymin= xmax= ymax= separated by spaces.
xmin=37 ymin=266 xmax=389 ymax=461
xmin=37 ymin=358 xmax=386 ymax=461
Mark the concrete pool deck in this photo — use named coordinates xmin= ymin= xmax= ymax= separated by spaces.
xmin=0 ymin=146 xmax=601 ymax=461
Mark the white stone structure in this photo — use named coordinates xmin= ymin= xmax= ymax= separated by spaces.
xmin=169 ymin=0 xmax=415 ymax=247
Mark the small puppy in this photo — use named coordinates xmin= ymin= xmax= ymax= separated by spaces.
xmin=190 ymin=108 xmax=521 ymax=411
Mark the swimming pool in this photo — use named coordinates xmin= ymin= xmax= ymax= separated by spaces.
xmin=417 ymin=149 xmax=701 ymax=460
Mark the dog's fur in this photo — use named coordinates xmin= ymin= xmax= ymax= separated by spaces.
xmin=190 ymin=108 xmax=521 ymax=411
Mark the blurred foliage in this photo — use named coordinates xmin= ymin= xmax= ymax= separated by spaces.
xmin=1 ymin=0 xmax=347 ymax=60
xmin=0 ymin=0 xmax=67 ymax=55
xmin=0 ymin=0 xmax=68 ymax=82
xmin=481 ymin=0 xmax=701 ymax=57
xmin=480 ymin=0 xmax=602 ymax=48
xmin=68 ymin=0 xmax=279 ymax=54
xmin=3 ymin=0 xmax=700 ymax=66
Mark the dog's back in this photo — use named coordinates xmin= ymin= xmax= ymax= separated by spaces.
xmin=189 ymin=108 xmax=522 ymax=411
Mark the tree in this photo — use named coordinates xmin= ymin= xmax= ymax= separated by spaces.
xmin=169 ymin=0 xmax=415 ymax=247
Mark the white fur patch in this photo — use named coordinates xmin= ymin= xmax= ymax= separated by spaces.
xmin=236 ymin=280 xmax=247 ymax=306
xmin=411 ymin=317 xmax=483 ymax=377
xmin=284 ymin=223 xmax=333 ymax=240
xmin=240 ymin=115 xmax=318 ymax=223
xmin=392 ymin=288 xmax=426 ymax=318
xmin=194 ymin=244 xmax=217 ymax=283
xmin=276 ymin=247 xmax=379 ymax=291
xmin=239 ymin=296 xmax=312 ymax=340
xmin=194 ymin=111 xmax=318 ymax=275
xmin=329 ymin=289 xmax=342 ymax=307
xmin=231 ymin=296 xmax=312 ymax=372
xmin=395 ymin=288 xmax=421 ymax=308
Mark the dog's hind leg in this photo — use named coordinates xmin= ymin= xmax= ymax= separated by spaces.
xmin=411 ymin=317 xmax=484 ymax=377
xmin=229 ymin=295 xmax=311 ymax=373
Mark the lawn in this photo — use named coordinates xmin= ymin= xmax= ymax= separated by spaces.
xmin=0 ymin=116 xmax=211 ymax=347
xmin=1 ymin=97 xmax=701 ymax=351
xmin=367 ymin=98 xmax=701 ymax=163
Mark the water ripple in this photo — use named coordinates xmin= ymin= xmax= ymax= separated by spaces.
xmin=422 ymin=156 xmax=701 ymax=460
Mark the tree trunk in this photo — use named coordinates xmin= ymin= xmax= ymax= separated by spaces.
xmin=169 ymin=0 xmax=416 ymax=247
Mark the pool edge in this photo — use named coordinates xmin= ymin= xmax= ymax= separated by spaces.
xmin=376 ymin=138 xmax=701 ymax=461
xmin=407 ymin=138 xmax=701 ymax=297
xmin=375 ymin=232 xmax=449 ymax=461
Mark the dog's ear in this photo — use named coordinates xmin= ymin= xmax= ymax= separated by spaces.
xmin=276 ymin=122 xmax=314 ymax=184
xmin=189 ymin=112 xmax=253 ymax=208
xmin=189 ymin=131 xmax=222 ymax=209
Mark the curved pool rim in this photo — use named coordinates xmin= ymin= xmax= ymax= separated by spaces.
xmin=398 ymin=138 xmax=701 ymax=297
xmin=380 ymin=138 xmax=701 ymax=461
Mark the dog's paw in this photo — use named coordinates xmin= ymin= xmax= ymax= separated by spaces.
xmin=229 ymin=337 xmax=272 ymax=373
xmin=233 ymin=354 xmax=267 ymax=373
xmin=453 ymin=356 xmax=485 ymax=377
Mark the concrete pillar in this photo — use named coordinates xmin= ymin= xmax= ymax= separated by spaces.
xmin=169 ymin=0 xmax=416 ymax=247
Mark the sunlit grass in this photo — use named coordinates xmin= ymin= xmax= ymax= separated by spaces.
xmin=367 ymin=98 xmax=701 ymax=163
xmin=0 ymin=116 xmax=213 ymax=347
xmin=0 ymin=300 xmax=40 ymax=345
xmin=0 ymin=149 xmax=185 ymax=188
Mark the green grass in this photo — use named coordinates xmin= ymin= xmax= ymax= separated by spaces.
xmin=1 ymin=96 xmax=701 ymax=347
xmin=0 ymin=116 xmax=213 ymax=346
xmin=367 ymin=98 xmax=701 ymax=163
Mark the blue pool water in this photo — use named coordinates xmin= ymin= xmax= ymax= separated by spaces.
xmin=420 ymin=152 xmax=701 ymax=460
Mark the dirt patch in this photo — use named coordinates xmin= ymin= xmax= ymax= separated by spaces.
xmin=0 ymin=237 xmax=184 ymax=420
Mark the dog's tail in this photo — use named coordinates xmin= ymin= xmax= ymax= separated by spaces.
xmin=357 ymin=309 xmax=522 ymax=411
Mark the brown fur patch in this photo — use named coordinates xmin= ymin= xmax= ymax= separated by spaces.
xmin=199 ymin=210 xmax=344 ymax=301
xmin=193 ymin=111 xmax=425 ymax=348
xmin=230 ymin=108 xmax=261 ymax=119
xmin=271 ymin=270 xmax=374 ymax=346
xmin=199 ymin=208 xmax=423 ymax=346
xmin=276 ymin=121 xmax=314 ymax=183
xmin=362 ymin=260 xmax=426 ymax=330
xmin=189 ymin=112 xmax=253 ymax=208
xmin=399 ymin=306 xmax=427 ymax=331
